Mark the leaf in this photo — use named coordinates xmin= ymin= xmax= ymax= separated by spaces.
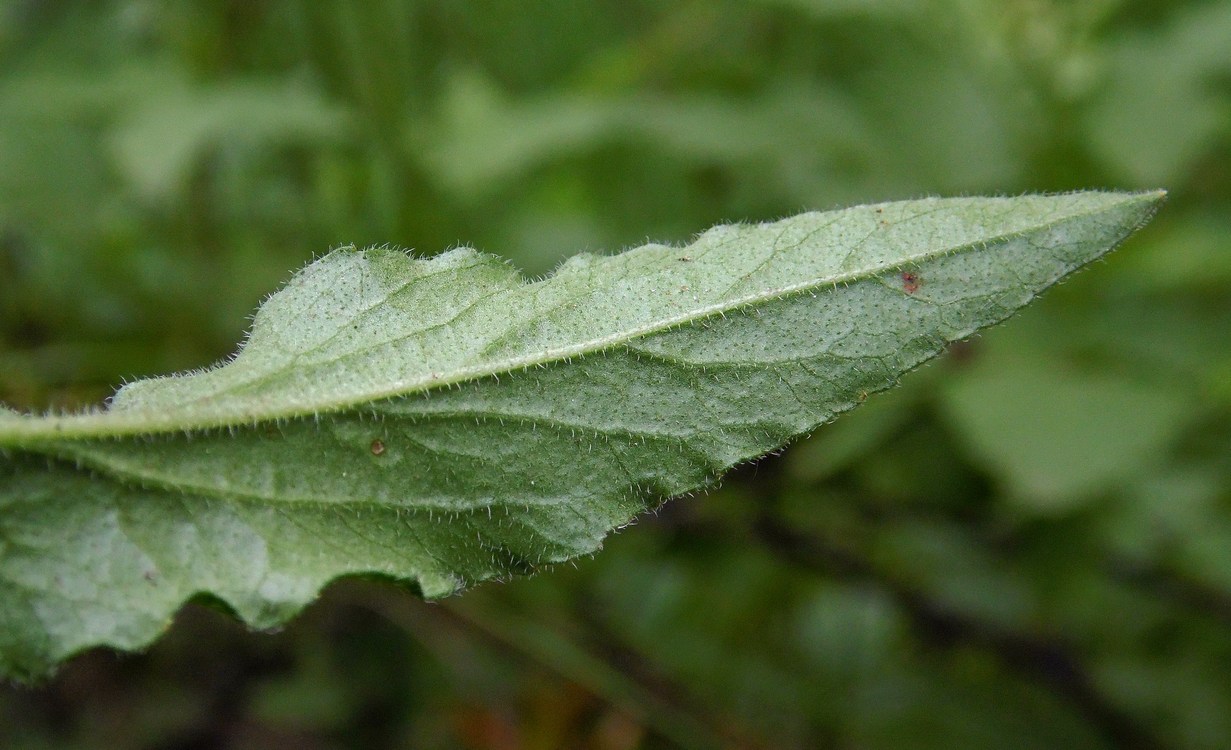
xmin=1083 ymin=2 xmax=1231 ymax=185
xmin=938 ymin=315 xmax=1200 ymax=511
xmin=418 ymin=71 xmax=876 ymax=199
xmin=110 ymin=79 xmax=350 ymax=199
xmin=946 ymin=368 xmax=1195 ymax=508
xmin=0 ymin=191 xmax=1162 ymax=679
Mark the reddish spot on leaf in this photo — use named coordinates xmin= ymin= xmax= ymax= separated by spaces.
xmin=901 ymin=272 xmax=920 ymax=294
xmin=370 ymin=439 xmax=386 ymax=456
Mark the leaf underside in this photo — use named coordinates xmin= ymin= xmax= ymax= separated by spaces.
xmin=0 ymin=191 xmax=1162 ymax=679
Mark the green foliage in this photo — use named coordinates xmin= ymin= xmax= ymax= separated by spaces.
xmin=0 ymin=193 xmax=1159 ymax=678
xmin=1 ymin=1 xmax=1229 ymax=748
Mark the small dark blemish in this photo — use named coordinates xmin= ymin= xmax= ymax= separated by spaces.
xmin=370 ymin=439 xmax=386 ymax=456
xmin=678 ymin=255 xmax=692 ymax=262
xmin=901 ymin=272 xmax=920 ymax=294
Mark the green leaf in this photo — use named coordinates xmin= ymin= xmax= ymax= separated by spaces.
xmin=939 ymin=325 xmax=1199 ymax=511
xmin=418 ymin=71 xmax=876 ymax=199
xmin=1083 ymin=2 xmax=1231 ymax=185
xmin=110 ymin=78 xmax=351 ymax=199
xmin=0 ymin=191 xmax=1161 ymax=679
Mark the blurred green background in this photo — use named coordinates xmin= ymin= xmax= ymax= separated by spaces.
xmin=1 ymin=1 xmax=1229 ymax=748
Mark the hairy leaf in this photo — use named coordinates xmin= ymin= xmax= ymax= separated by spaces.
xmin=0 ymin=192 xmax=1161 ymax=678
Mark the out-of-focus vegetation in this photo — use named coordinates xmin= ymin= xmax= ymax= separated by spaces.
xmin=0 ymin=1 xmax=1228 ymax=748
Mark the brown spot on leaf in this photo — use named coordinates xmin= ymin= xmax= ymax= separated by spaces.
xmin=370 ymin=439 xmax=386 ymax=456
xmin=901 ymin=272 xmax=920 ymax=294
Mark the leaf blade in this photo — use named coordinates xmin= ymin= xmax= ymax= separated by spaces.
xmin=3 ymin=191 xmax=1161 ymax=438
xmin=0 ymin=191 xmax=1163 ymax=678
